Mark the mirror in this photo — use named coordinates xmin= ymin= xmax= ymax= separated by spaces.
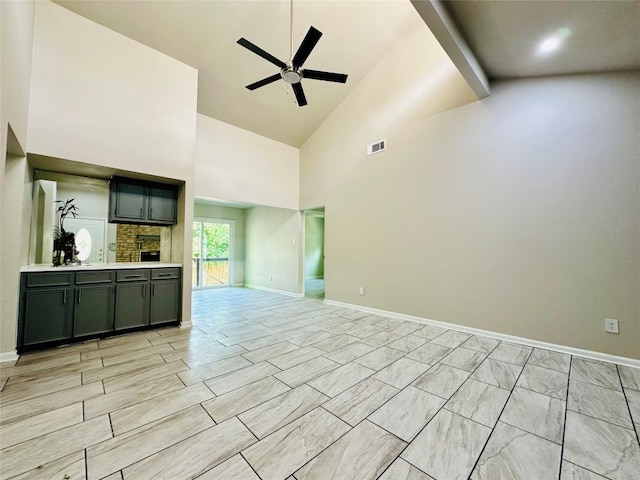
xmin=30 ymin=171 xmax=171 ymax=265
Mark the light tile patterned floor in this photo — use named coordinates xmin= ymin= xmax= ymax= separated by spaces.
xmin=1 ymin=287 xmax=639 ymax=479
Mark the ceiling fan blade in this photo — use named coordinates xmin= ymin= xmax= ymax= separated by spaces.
xmin=292 ymin=26 xmax=322 ymax=68
xmin=246 ymin=74 xmax=282 ymax=90
xmin=237 ymin=38 xmax=286 ymax=68
xmin=303 ymin=69 xmax=348 ymax=83
xmin=292 ymin=82 xmax=307 ymax=107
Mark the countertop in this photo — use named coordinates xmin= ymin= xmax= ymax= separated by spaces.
xmin=21 ymin=262 xmax=183 ymax=273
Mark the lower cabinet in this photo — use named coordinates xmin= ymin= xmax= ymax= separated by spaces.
xmin=115 ymin=282 xmax=149 ymax=330
xmin=150 ymin=280 xmax=180 ymax=325
xmin=74 ymin=285 xmax=114 ymax=336
xmin=18 ymin=267 xmax=181 ymax=353
xmin=23 ymin=288 xmax=72 ymax=346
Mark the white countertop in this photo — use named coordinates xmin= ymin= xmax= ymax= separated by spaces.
xmin=21 ymin=262 xmax=183 ymax=272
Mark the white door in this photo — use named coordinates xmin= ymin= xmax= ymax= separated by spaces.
xmin=64 ymin=217 xmax=106 ymax=263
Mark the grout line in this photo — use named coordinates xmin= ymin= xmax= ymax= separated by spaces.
xmin=239 ymin=451 xmax=264 ymax=480
xmin=558 ymin=355 xmax=573 ymax=479
xmin=465 ymin=342 xmax=533 ymax=477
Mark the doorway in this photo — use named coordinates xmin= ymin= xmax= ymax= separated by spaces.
xmin=304 ymin=208 xmax=325 ymax=299
xmin=192 ymin=219 xmax=234 ymax=289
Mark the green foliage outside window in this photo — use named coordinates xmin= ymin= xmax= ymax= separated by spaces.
xmin=193 ymin=222 xmax=230 ymax=259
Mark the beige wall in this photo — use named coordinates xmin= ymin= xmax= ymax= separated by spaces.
xmin=301 ymin=71 xmax=640 ymax=359
xmin=27 ymin=1 xmax=198 ymax=182
xmin=245 ymin=206 xmax=302 ymax=295
xmin=1 ymin=0 xmax=36 ymax=360
xmin=193 ymin=202 xmax=247 ymax=286
xmin=195 ymin=114 xmax=299 ymax=210
xmin=0 ymin=1 xmax=200 ymax=357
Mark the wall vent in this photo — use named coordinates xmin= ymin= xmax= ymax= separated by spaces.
xmin=366 ymin=139 xmax=386 ymax=156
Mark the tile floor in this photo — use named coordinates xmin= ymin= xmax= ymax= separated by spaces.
xmin=1 ymin=287 xmax=639 ymax=479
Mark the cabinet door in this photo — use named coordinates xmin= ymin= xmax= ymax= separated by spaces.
xmin=150 ymin=280 xmax=180 ymax=325
xmin=114 ymin=283 xmax=149 ymax=330
xmin=148 ymin=187 xmax=177 ymax=224
xmin=23 ymin=288 xmax=72 ymax=346
xmin=74 ymin=285 xmax=114 ymax=337
xmin=112 ymin=182 xmax=146 ymax=221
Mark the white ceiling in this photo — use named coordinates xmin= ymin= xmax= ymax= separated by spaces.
xmin=54 ymin=1 xmax=640 ymax=147
xmin=443 ymin=0 xmax=640 ymax=79
xmin=55 ymin=0 xmax=422 ymax=147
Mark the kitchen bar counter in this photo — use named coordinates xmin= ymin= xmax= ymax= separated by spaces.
xmin=21 ymin=262 xmax=182 ymax=272
xmin=18 ymin=263 xmax=183 ymax=353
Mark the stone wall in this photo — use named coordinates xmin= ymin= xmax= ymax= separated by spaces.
xmin=115 ymin=224 xmax=162 ymax=262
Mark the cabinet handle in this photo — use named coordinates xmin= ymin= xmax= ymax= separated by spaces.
xmin=150 ymin=208 xmax=153 ymax=218
xmin=63 ymin=290 xmax=67 ymax=304
xmin=140 ymin=207 xmax=144 ymax=218
xmin=125 ymin=274 xmax=143 ymax=279
xmin=153 ymin=284 xmax=156 ymax=295
xmin=157 ymin=273 xmax=172 ymax=277
xmin=78 ymin=289 xmax=82 ymax=304
xmin=142 ymin=285 xmax=146 ymax=297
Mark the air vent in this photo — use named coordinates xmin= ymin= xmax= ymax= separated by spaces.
xmin=366 ymin=139 xmax=386 ymax=156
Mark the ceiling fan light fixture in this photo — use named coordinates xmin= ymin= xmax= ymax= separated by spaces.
xmin=281 ymin=66 xmax=302 ymax=84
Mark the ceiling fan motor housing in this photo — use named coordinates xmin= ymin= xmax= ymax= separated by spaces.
xmin=281 ymin=66 xmax=302 ymax=84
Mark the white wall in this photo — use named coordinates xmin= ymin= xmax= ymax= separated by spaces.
xmin=301 ymin=70 xmax=640 ymax=359
xmin=27 ymin=1 xmax=198 ymax=182
xmin=245 ymin=206 xmax=302 ymax=295
xmin=195 ymin=114 xmax=299 ymax=210
xmin=193 ymin=202 xmax=247 ymax=286
xmin=56 ymin=182 xmax=109 ymax=220
xmin=1 ymin=0 xmax=36 ymax=361
xmin=1 ymin=0 xmax=35 ymax=155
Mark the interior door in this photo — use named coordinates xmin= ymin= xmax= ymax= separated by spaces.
xmin=64 ymin=217 xmax=106 ymax=263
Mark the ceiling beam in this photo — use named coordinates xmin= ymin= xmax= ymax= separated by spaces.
xmin=411 ymin=0 xmax=489 ymax=99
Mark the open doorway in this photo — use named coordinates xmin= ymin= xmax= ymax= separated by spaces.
xmin=304 ymin=208 xmax=325 ymax=299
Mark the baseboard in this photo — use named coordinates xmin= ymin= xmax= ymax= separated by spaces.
xmin=304 ymin=276 xmax=324 ymax=280
xmin=245 ymin=284 xmax=304 ymax=298
xmin=179 ymin=321 xmax=193 ymax=329
xmin=0 ymin=350 xmax=19 ymax=364
xmin=232 ymin=283 xmax=244 ymax=287
xmin=323 ymin=299 xmax=640 ymax=369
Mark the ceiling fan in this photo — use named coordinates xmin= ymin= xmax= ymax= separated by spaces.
xmin=237 ymin=2 xmax=348 ymax=107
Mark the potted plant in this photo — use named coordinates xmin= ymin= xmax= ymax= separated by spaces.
xmin=53 ymin=198 xmax=79 ymax=266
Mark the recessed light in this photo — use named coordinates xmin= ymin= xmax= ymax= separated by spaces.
xmin=536 ymin=27 xmax=572 ymax=56
xmin=538 ymin=36 xmax=561 ymax=54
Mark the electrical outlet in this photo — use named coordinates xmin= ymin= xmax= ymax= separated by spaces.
xmin=604 ymin=318 xmax=619 ymax=334
xmin=359 ymin=287 xmax=365 ymax=295
xmin=269 ymin=274 xmax=273 ymax=281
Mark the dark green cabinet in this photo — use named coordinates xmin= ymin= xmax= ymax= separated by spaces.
xmin=74 ymin=285 xmax=114 ymax=336
xmin=18 ymin=267 xmax=181 ymax=353
xmin=22 ymin=288 xmax=72 ymax=346
xmin=109 ymin=176 xmax=177 ymax=225
xmin=115 ymin=282 xmax=149 ymax=330
xmin=148 ymin=187 xmax=177 ymax=223
xmin=74 ymin=270 xmax=115 ymax=336
xmin=150 ymin=280 xmax=180 ymax=325
xmin=150 ymin=267 xmax=180 ymax=325
xmin=111 ymin=181 xmax=146 ymax=221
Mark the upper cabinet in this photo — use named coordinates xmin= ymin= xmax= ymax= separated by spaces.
xmin=109 ymin=176 xmax=178 ymax=225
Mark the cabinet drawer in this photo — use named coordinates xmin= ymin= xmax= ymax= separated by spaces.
xmin=26 ymin=273 xmax=72 ymax=287
xmin=76 ymin=271 xmax=114 ymax=284
xmin=151 ymin=268 xmax=180 ymax=280
xmin=116 ymin=269 xmax=150 ymax=282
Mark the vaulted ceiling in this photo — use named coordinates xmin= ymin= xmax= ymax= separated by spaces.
xmin=55 ymin=1 xmax=640 ymax=147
